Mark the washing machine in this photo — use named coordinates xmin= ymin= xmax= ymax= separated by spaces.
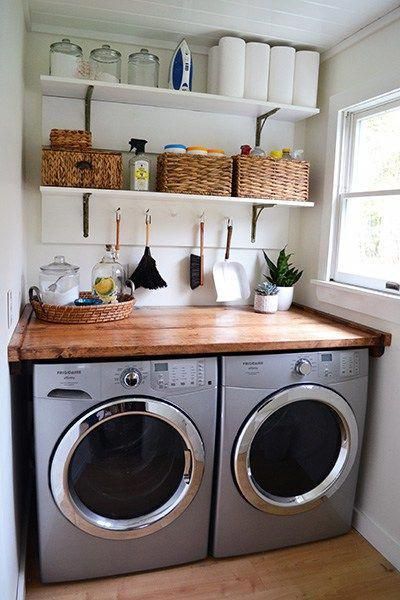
xmin=33 ymin=357 xmax=217 ymax=582
xmin=212 ymin=349 xmax=368 ymax=557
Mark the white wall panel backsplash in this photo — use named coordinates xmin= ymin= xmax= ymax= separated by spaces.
xmin=42 ymin=193 xmax=289 ymax=250
xmin=25 ymin=30 xmax=304 ymax=306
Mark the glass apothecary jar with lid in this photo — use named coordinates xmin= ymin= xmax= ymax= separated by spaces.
xmin=90 ymin=44 xmax=121 ymax=83
xmin=49 ymin=39 xmax=83 ymax=78
xmin=39 ymin=255 xmax=80 ymax=306
xmin=128 ymin=49 xmax=159 ymax=87
xmin=92 ymin=245 xmax=125 ymax=304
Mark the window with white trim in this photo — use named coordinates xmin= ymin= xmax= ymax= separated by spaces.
xmin=333 ymin=94 xmax=400 ymax=294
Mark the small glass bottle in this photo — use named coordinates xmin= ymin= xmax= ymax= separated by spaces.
xmin=282 ymin=148 xmax=292 ymax=160
xmin=129 ymin=138 xmax=150 ymax=191
xmin=49 ymin=39 xmax=83 ymax=78
xmin=92 ymin=245 xmax=125 ymax=304
xmin=128 ymin=49 xmax=159 ymax=87
xmin=90 ymin=44 xmax=121 ymax=83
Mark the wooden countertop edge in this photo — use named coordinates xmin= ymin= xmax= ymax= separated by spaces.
xmin=8 ymin=303 xmax=391 ymax=364
xmin=292 ymin=303 xmax=392 ymax=350
xmin=8 ymin=305 xmax=34 ymax=364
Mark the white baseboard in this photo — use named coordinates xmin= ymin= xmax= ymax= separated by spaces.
xmin=353 ymin=507 xmax=400 ymax=571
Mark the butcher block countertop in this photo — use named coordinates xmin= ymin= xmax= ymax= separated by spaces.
xmin=8 ymin=304 xmax=391 ymax=365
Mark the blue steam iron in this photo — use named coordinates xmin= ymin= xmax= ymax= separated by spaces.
xmin=169 ymin=39 xmax=193 ymax=91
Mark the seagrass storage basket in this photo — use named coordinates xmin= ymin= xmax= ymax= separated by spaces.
xmin=42 ymin=148 xmax=123 ymax=189
xmin=233 ymin=156 xmax=310 ymax=201
xmin=157 ymin=154 xmax=233 ymax=196
xmin=29 ymin=288 xmax=135 ymax=324
xmin=50 ymin=129 xmax=92 ymax=151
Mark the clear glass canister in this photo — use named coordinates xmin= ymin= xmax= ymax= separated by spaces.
xmin=49 ymin=38 xmax=83 ymax=78
xmin=128 ymin=49 xmax=159 ymax=87
xmin=39 ymin=255 xmax=80 ymax=306
xmin=90 ymin=44 xmax=121 ymax=83
xmin=92 ymin=245 xmax=125 ymax=304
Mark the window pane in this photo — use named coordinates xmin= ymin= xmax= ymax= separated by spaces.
xmin=351 ymin=106 xmax=400 ymax=191
xmin=337 ymin=195 xmax=400 ymax=282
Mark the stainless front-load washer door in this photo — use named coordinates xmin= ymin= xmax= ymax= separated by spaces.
xmin=50 ymin=397 xmax=205 ymax=539
xmin=233 ymin=385 xmax=358 ymax=515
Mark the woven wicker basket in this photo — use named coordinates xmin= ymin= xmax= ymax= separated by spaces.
xmin=50 ymin=129 xmax=92 ymax=151
xmin=29 ymin=288 xmax=135 ymax=324
xmin=157 ymin=154 xmax=233 ymax=196
xmin=42 ymin=148 xmax=123 ymax=189
xmin=233 ymin=156 xmax=310 ymax=201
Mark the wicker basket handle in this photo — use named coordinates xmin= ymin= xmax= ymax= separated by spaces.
xmin=75 ymin=160 xmax=93 ymax=171
xmin=29 ymin=286 xmax=43 ymax=304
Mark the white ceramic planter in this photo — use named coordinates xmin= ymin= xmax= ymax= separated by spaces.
xmin=254 ymin=293 xmax=279 ymax=314
xmin=277 ymin=286 xmax=294 ymax=311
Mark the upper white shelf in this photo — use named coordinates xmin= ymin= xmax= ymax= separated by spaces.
xmin=40 ymin=76 xmax=320 ymax=122
xmin=40 ymin=186 xmax=315 ymax=208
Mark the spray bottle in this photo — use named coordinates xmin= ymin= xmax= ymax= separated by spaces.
xmin=129 ymin=138 xmax=150 ymax=191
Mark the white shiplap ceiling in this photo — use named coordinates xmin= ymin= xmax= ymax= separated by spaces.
xmin=26 ymin=0 xmax=400 ymax=54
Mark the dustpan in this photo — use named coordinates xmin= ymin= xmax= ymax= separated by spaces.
xmin=213 ymin=219 xmax=250 ymax=302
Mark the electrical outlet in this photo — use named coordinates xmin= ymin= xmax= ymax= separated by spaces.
xmin=7 ymin=289 xmax=12 ymax=329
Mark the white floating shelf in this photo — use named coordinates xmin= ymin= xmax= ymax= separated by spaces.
xmin=40 ymin=76 xmax=320 ymax=122
xmin=40 ymin=187 xmax=315 ymax=208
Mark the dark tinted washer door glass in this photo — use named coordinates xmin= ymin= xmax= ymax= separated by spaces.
xmin=69 ymin=414 xmax=186 ymax=519
xmin=249 ymin=400 xmax=342 ymax=498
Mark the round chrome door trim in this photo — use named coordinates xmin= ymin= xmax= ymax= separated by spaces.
xmin=50 ymin=397 xmax=205 ymax=539
xmin=233 ymin=385 xmax=358 ymax=515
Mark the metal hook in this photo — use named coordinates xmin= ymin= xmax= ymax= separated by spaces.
xmin=200 ymin=210 xmax=205 ymax=222
xmin=116 ymin=207 xmax=121 ymax=221
xmin=145 ymin=209 xmax=151 ymax=225
xmin=227 ymin=217 xmax=233 ymax=227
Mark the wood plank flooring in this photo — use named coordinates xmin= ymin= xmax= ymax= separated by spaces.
xmin=26 ymin=530 xmax=400 ymax=600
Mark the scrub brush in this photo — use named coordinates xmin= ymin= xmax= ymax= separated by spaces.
xmin=190 ymin=215 xmax=204 ymax=289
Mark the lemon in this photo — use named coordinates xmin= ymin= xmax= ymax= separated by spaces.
xmin=94 ymin=277 xmax=116 ymax=296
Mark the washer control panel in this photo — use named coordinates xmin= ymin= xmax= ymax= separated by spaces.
xmin=151 ymin=359 xmax=206 ymax=390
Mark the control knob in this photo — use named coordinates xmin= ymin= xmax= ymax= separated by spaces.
xmin=295 ymin=358 xmax=312 ymax=376
xmin=122 ymin=369 xmax=141 ymax=387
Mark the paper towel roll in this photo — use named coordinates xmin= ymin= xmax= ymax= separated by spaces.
xmin=244 ymin=42 xmax=270 ymax=101
xmin=292 ymin=51 xmax=320 ymax=107
xmin=268 ymin=46 xmax=295 ymax=104
xmin=207 ymin=46 xmax=219 ymax=94
xmin=218 ymin=37 xmax=245 ymax=98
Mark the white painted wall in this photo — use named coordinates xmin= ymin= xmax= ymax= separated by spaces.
xmin=295 ymin=17 xmax=400 ymax=570
xmin=0 ymin=1 xmax=26 ymax=599
xmin=24 ymin=32 xmax=304 ymax=306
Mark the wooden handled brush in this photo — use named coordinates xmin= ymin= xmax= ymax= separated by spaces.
xmin=190 ymin=215 xmax=205 ymax=290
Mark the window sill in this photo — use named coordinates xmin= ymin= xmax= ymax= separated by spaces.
xmin=311 ymin=279 xmax=400 ymax=325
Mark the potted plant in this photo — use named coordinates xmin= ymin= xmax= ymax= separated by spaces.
xmin=253 ymin=282 xmax=279 ymax=314
xmin=263 ymin=247 xmax=303 ymax=311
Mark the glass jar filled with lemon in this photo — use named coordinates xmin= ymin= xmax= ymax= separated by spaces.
xmin=92 ymin=245 xmax=125 ymax=304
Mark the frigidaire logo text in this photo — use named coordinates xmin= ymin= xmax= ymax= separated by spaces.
xmin=243 ymin=361 xmax=263 ymax=366
xmin=57 ymin=370 xmax=82 ymax=375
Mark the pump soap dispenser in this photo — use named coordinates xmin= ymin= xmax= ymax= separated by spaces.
xmin=129 ymin=138 xmax=150 ymax=191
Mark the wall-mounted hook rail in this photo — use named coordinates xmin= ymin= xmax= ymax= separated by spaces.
xmin=255 ymin=108 xmax=280 ymax=146
xmin=251 ymin=204 xmax=275 ymax=243
xmin=82 ymin=192 xmax=91 ymax=238
xmin=85 ymin=85 xmax=94 ymax=132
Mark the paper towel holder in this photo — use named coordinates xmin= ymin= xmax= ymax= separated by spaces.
xmin=255 ymin=108 xmax=280 ymax=146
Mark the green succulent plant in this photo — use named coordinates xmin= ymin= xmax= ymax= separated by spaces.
xmin=254 ymin=281 xmax=279 ymax=296
xmin=263 ymin=247 xmax=303 ymax=287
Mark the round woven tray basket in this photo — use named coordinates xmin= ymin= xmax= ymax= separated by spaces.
xmin=29 ymin=288 xmax=135 ymax=324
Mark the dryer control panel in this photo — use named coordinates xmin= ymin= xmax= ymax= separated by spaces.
xmin=151 ymin=359 xmax=206 ymax=390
